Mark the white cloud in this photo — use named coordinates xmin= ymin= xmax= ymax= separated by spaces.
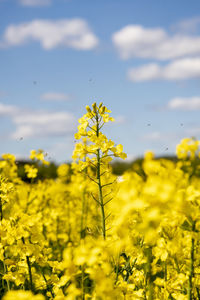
xmin=112 ymin=24 xmax=200 ymax=60
xmin=1 ymin=19 xmax=99 ymax=50
xmin=128 ymin=64 xmax=161 ymax=82
xmin=186 ymin=127 xmax=200 ymax=136
xmin=45 ymin=139 xmax=74 ymax=162
xmin=113 ymin=115 xmax=126 ymax=124
xmin=141 ymin=132 xmax=184 ymax=153
xmin=0 ymin=102 xmax=76 ymax=139
xmin=12 ymin=111 xmax=76 ymax=139
xmin=41 ymin=92 xmax=72 ymax=102
xmin=19 ymin=0 xmax=51 ymax=6
xmin=128 ymin=57 xmax=200 ymax=82
xmin=168 ymin=96 xmax=200 ymax=110
xmin=0 ymin=92 xmax=6 ymax=98
xmin=126 ymin=153 xmax=137 ymax=162
xmin=0 ymin=102 xmax=19 ymax=116
xmin=172 ymin=17 xmax=200 ymax=34
xmin=142 ymin=132 xmax=162 ymax=141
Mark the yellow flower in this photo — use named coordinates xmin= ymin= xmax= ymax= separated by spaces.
xmin=30 ymin=149 xmax=49 ymax=165
xmin=3 ymin=291 xmax=45 ymax=300
xmin=24 ymin=164 xmax=38 ymax=178
xmin=57 ymin=164 xmax=70 ymax=180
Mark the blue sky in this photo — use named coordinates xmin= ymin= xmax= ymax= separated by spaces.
xmin=1 ymin=0 xmax=200 ymax=162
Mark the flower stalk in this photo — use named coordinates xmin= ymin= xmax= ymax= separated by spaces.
xmin=147 ymin=246 xmax=154 ymax=300
xmin=72 ymin=102 xmax=127 ymax=239
xmin=188 ymin=221 xmax=196 ymax=300
xmin=22 ymin=237 xmax=34 ymax=292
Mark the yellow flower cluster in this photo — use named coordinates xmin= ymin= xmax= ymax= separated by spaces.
xmin=3 ymin=290 xmax=45 ymax=300
xmin=73 ymin=102 xmax=126 ymax=161
xmin=0 ymin=103 xmax=200 ymax=300
xmin=72 ymin=103 xmax=127 ymax=240
xmin=30 ymin=149 xmax=50 ymax=165
xmin=176 ymin=137 xmax=200 ymax=160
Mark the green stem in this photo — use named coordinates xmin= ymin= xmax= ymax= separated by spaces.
xmin=80 ymin=159 xmax=87 ymax=240
xmin=163 ymin=260 xmax=167 ymax=296
xmin=22 ymin=237 xmax=34 ymax=292
xmin=41 ymin=268 xmax=54 ymax=298
xmin=0 ymin=196 xmax=10 ymax=291
xmin=81 ymin=265 xmax=85 ymax=300
xmin=96 ymin=114 xmax=106 ymax=240
xmin=196 ymin=287 xmax=200 ymax=299
xmin=26 ymin=255 xmax=33 ymax=292
xmin=97 ymin=149 xmax=106 ymax=239
xmin=188 ymin=221 xmax=196 ymax=300
xmin=0 ymin=197 xmax=3 ymax=221
xmin=164 ymin=260 xmax=167 ymax=282
xmin=115 ymin=256 xmax=120 ymax=284
xmin=67 ymin=199 xmax=71 ymax=242
xmin=80 ymin=190 xmax=86 ymax=239
xmin=3 ymin=260 xmax=10 ymax=291
xmin=147 ymin=246 xmax=154 ymax=300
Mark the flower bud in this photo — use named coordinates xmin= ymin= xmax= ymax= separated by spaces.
xmin=92 ymin=102 xmax=97 ymax=112
xmin=101 ymin=106 xmax=106 ymax=113
xmin=86 ymin=105 xmax=91 ymax=113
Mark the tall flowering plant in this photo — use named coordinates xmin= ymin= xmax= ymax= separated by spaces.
xmin=72 ymin=102 xmax=127 ymax=239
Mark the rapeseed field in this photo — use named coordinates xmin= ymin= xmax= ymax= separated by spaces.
xmin=0 ymin=103 xmax=200 ymax=299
